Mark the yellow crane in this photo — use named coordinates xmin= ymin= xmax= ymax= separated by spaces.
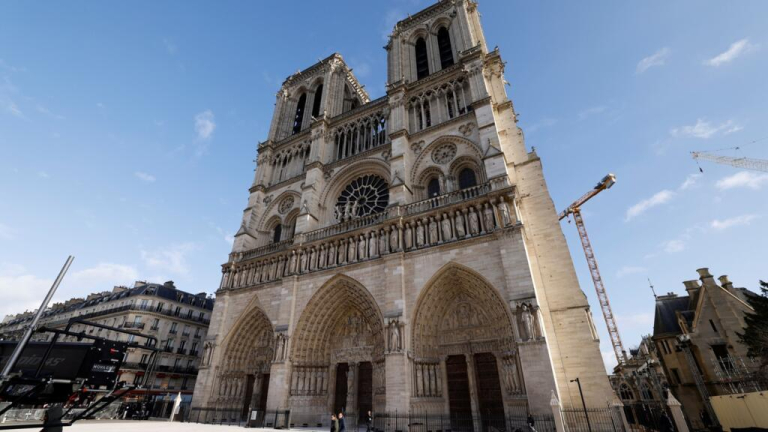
xmin=559 ymin=173 xmax=627 ymax=365
xmin=691 ymin=150 xmax=768 ymax=172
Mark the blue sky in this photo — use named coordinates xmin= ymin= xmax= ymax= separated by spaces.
xmin=1 ymin=1 xmax=767 ymax=371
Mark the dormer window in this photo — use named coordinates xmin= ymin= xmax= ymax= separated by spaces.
xmin=415 ymin=37 xmax=429 ymax=80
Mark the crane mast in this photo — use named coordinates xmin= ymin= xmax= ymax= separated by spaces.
xmin=691 ymin=151 xmax=768 ymax=172
xmin=559 ymin=174 xmax=627 ymax=365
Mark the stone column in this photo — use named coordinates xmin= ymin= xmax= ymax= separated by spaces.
xmin=610 ymin=398 xmax=631 ymax=432
xmin=667 ymin=392 xmax=689 ymax=432
xmin=346 ymin=362 xmax=357 ymax=415
xmin=440 ymin=357 xmax=450 ymax=413
xmin=549 ymin=391 xmax=566 ymax=432
xmin=465 ymin=354 xmax=482 ymax=432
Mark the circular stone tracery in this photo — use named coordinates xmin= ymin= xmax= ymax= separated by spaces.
xmin=278 ymin=196 xmax=294 ymax=214
xmin=336 ymin=174 xmax=389 ymax=218
xmin=431 ymin=143 xmax=457 ymax=165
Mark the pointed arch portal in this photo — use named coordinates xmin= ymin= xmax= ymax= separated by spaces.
xmin=290 ymin=274 xmax=385 ymax=417
xmin=412 ymin=263 xmax=522 ymax=428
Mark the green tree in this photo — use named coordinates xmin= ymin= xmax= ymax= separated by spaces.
xmin=738 ymin=280 xmax=768 ymax=380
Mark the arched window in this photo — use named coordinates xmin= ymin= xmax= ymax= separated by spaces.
xmin=619 ymin=384 xmax=633 ymax=400
xmin=272 ymin=224 xmax=282 ymax=244
xmin=292 ymin=93 xmax=307 ymax=134
xmin=640 ymin=384 xmax=653 ymax=400
xmin=458 ymin=168 xmax=477 ymax=189
xmin=311 ymin=84 xmax=323 ymax=118
xmin=437 ymin=27 xmax=454 ymax=69
xmin=427 ymin=178 xmax=441 ymax=198
xmin=415 ymin=37 xmax=429 ymax=80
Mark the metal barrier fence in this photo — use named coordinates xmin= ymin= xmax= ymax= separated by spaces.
xmin=372 ymin=412 xmax=556 ymax=432
xmin=623 ymin=402 xmax=674 ymax=432
xmin=184 ymin=407 xmax=290 ymax=428
xmin=561 ymin=408 xmax=625 ymax=432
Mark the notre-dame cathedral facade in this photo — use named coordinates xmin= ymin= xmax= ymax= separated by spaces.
xmin=193 ymin=0 xmax=615 ymax=427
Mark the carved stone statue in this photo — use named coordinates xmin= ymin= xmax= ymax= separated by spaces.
xmin=348 ymin=236 xmax=356 ymax=262
xmin=390 ymin=226 xmax=399 ymax=251
xmin=358 ymin=234 xmax=367 ymax=259
xmin=521 ymin=304 xmax=534 ymax=341
xmin=309 ymin=248 xmax=317 ymax=270
xmin=454 ymin=211 xmax=466 ymax=238
xmin=499 ymin=199 xmax=513 ymax=226
xmin=338 ymin=239 xmax=346 ymax=264
xmin=289 ymin=251 xmax=297 ymax=274
xmin=468 ymin=207 xmax=480 ymax=235
xmin=350 ymin=200 xmax=359 ymax=219
xmin=387 ymin=319 xmax=402 ymax=352
xmin=441 ymin=213 xmax=453 ymax=241
xmin=483 ymin=203 xmax=495 ymax=232
xmin=328 ymin=242 xmax=336 ymax=266
xmin=299 ymin=250 xmax=307 ymax=273
xmin=369 ymin=231 xmax=377 ymax=257
xmin=318 ymin=245 xmax=326 ymax=268
xmin=379 ymin=229 xmax=388 ymax=254
xmin=343 ymin=201 xmax=352 ymax=221
xmin=428 ymin=217 xmax=438 ymax=244
xmin=416 ymin=221 xmax=425 ymax=247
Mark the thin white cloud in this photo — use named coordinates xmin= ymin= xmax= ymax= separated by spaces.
xmin=195 ymin=110 xmax=215 ymax=140
xmin=134 ymin=171 xmax=156 ymax=183
xmin=0 ymin=264 xmax=53 ymax=318
xmin=662 ymin=239 xmax=685 ymax=253
xmin=715 ymin=171 xmax=768 ymax=190
xmin=679 ymin=173 xmax=702 ymax=190
xmin=70 ymin=263 xmax=139 ymax=287
xmin=578 ymin=106 xmax=607 ymax=121
xmin=670 ymin=119 xmax=740 ymax=139
xmin=711 ymin=214 xmax=759 ymax=231
xmin=141 ymin=243 xmax=198 ymax=277
xmin=194 ymin=110 xmax=216 ymax=157
xmin=706 ymin=38 xmax=758 ymax=67
xmin=0 ymin=222 xmax=15 ymax=240
xmin=0 ymin=59 xmax=25 ymax=73
xmin=163 ymin=38 xmax=177 ymax=55
xmin=616 ymin=266 xmax=646 ymax=278
xmin=5 ymin=101 xmax=25 ymax=118
xmin=38 ymin=171 xmax=50 ymax=179
xmin=526 ymin=117 xmax=557 ymax=134
xmin=626 ymin=190 xmax=675 ymax=221
xmin=636 ymin=47 xmax=670 ymax=74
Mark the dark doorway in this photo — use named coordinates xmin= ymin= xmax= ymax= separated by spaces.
xmin=474 ymin=353 xmax=505 ymax=430
xmin=446 ymin=355 xmax=473 ymax=431
xmin=334 ymin=363 xmax=349 ymax=414
xmin=242 ymin=374 xmax=256 ymax=420
xmin=357 ymin=362 xmax=373 ymax=417
xmin=258 ymin=374 xmax=270 ymax=412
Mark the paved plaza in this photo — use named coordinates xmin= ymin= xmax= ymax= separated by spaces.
xmin=55 ymin=420 xmax=335 ymax=432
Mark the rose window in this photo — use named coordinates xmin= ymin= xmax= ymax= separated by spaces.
xmin=432 ymin=143 xmax=457 ymax=164
xmin=335 ymin=175 xmax=389 ymax=220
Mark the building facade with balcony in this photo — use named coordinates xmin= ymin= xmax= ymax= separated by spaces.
xmin=652 ymin=268 xmax=761 ymax=430
xmin=194 ymin=0 xmax=616 ymax=426
xmin=0 ymin=280 xmax=214 ymax=403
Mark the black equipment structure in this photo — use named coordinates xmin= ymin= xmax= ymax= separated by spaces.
xmin=0 ymin=319 xmax=161 ymax=430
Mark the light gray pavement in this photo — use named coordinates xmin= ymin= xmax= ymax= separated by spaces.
xmin=49 ymin=420 xmax=344 ymax=432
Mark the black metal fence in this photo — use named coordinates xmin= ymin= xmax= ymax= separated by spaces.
xmin=372 ymin=411 xmax=557 ymax=432
xmin=623 ymin=403 xmax=674 ymax=432
xmin=184 ymin=407 xmax=290 ymax=428
xmin=561 ymin=407 xmax=624 ymax=432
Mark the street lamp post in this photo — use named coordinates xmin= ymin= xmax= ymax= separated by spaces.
xmin=571 ymin=378 xmax=592 ymax=432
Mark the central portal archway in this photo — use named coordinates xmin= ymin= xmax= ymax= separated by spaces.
xmin=290 ymin=274 xmax=385 ymax=422
xmin=215 ymin=306 xmax=274 ymax=421
xmin=411 ymin=263 xmax=522 ymax=428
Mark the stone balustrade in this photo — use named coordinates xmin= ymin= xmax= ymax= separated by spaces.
xmin=220 ymin=179 xmax=516 ymax=291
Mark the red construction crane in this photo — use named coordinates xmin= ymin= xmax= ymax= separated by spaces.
xmin=559 ymin=173 xmax=627 ymax=366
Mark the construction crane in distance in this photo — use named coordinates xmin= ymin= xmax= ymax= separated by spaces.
xmin=691 ymin=149 xmax=768 ymax=173
xmin=559 ymin=173 xmax=627 ymax=366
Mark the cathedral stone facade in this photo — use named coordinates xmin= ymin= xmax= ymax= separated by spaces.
xmin=193 ymin=0 xmax=615 ymax=426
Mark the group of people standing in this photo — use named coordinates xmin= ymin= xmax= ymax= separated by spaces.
xmin=330 ymin=410 xmax=373 ymax=432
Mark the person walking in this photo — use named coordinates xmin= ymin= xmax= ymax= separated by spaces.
xmin=526 ymin=414 xmax=536 ymax=432
xmin=331 ymin=414 xmax=338 ymax=432
xmin=338 ymin=412 xmax=346 ymax=432
xmin=365 ymin=410 xmax=372 ymax=432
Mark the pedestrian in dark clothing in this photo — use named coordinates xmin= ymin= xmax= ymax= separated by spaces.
xmin=331 ymin=414 xmax=338 ymax=432
xmin=338 ymin=412 xmax=346 ymax=432
xmin=366 ymin=410 xmax=373 ymax=432
xmin=527 ymin=414 xmax=536 ymax=432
